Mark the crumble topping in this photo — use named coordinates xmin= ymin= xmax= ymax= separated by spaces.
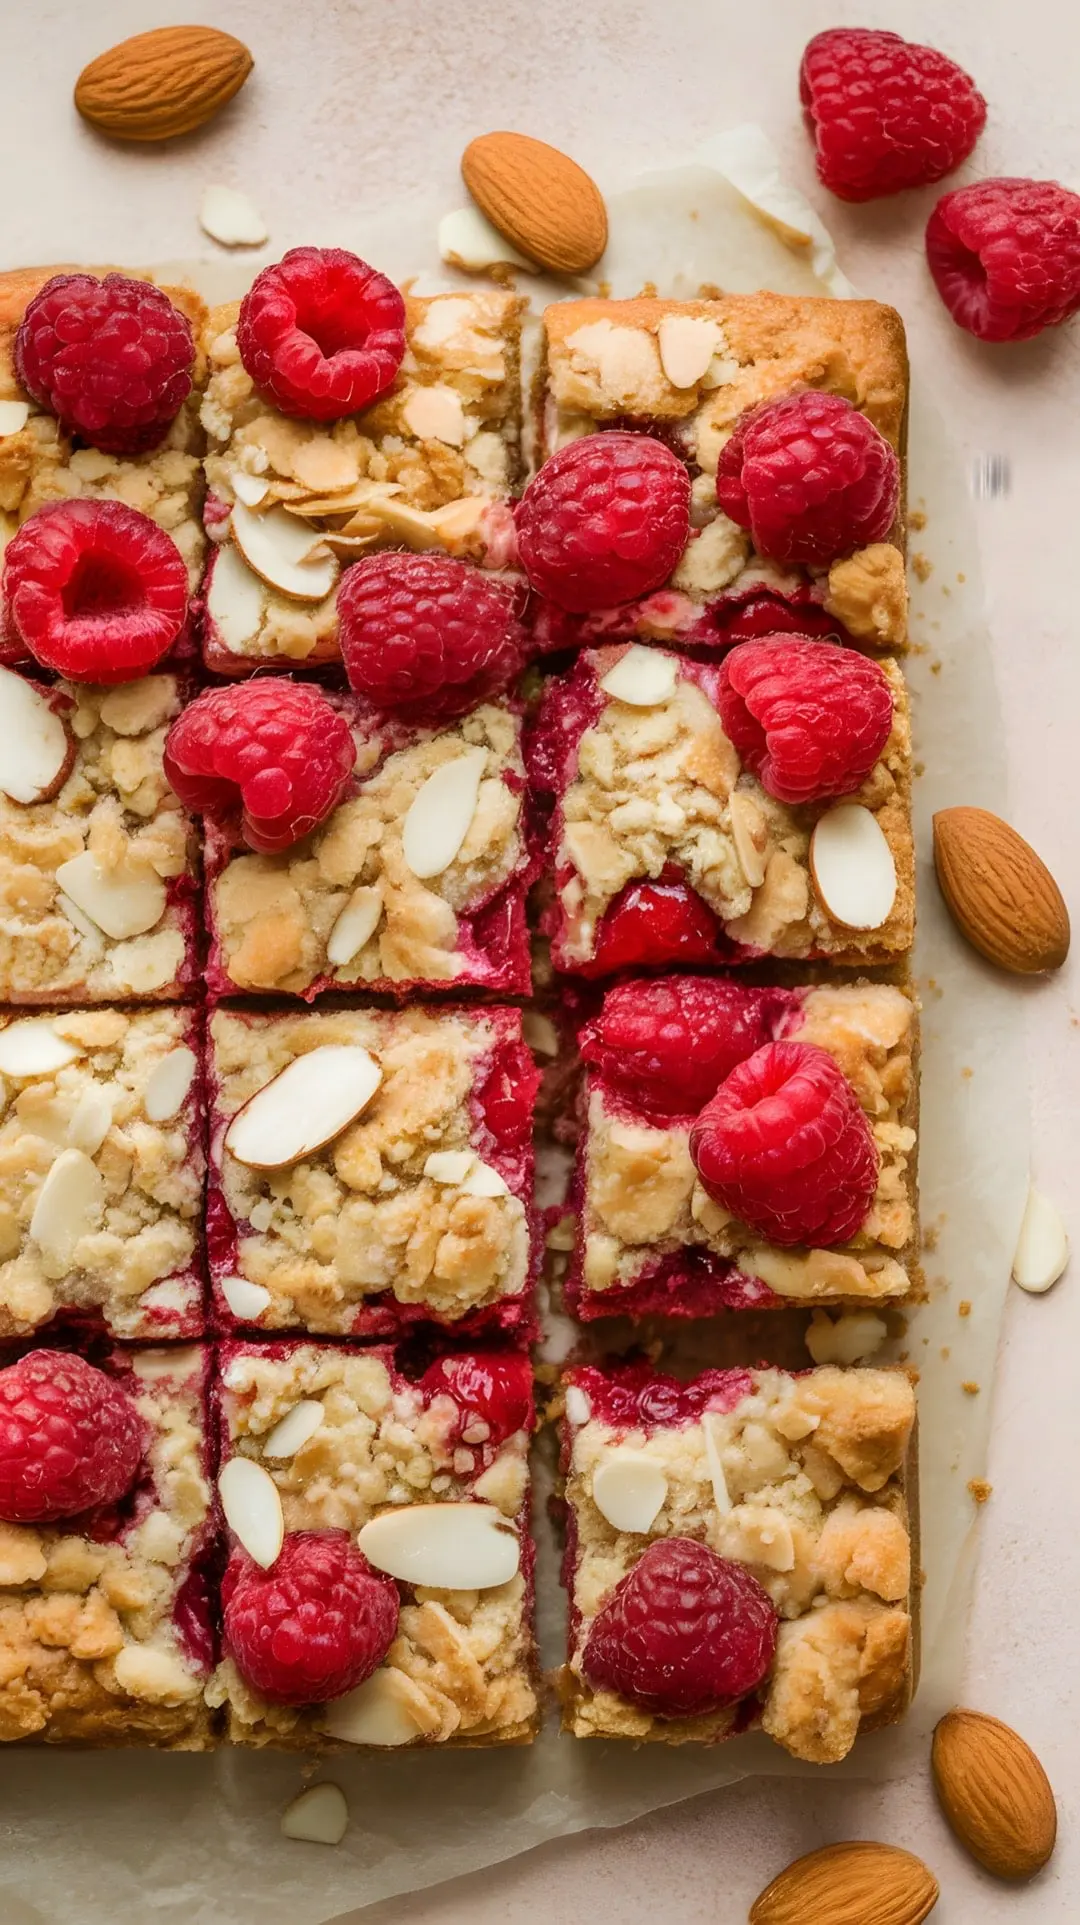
xmin=581 ymin=984 xmax=917 ymax=1303
xmin=0 ymin=676 xmax=196 ymax=1002
xmin=210 ymin=1007 xmax=531 ymax=1329
xmin=0 ymin=1347 xmax=212 ymax=1744
xmin=209 ymin=702 xmax=526 ymax=994
xmin=0 ymin=1008 xmax=203 ymax=1336
xmin=564 ymin=1364 xmax=914 ymax=1763
xmin=555 ymin=653 xmax=912 ymax=964
xmin=211 ymin=1346 xmax=536 ymax=1744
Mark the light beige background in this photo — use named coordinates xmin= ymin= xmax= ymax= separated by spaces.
xmin=2 ymin=0 xmax=1078 ymax=1918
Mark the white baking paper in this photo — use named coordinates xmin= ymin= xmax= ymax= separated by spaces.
xmin=0 ymin=145 xmax=1029 ymax=1925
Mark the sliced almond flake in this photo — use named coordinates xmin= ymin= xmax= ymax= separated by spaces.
xmin=326 ymin=887 xmax=383 ymax=967
xmin=423 ymin=1149 xmax=478 ymax=1185
xmin=401 ymin=385 xmax=468 ymax=447
xmin=0 ymin=400 xmax=30 ymax=435
xmin=322 ymin=1669 xmax=426 ymax=1747
xmin=280 ymin=1783 xmax=349 ymax=1847
xmin=401 ymin=748 xmax=487 ymax=880
xmin=701 ymin=1411 xmax=733 ymax=1514
xmin=592 ymin=1449 xmax=667 ymax=1533
xmin=218 ymin=1456 xmax=284 ymax=1567
xmin=29 ymin=1149 xmax=104 ymax=1269
xmin=144 ymin=1045 xmax=197 ymax=1123
xmin=657 ymin=314 xmax=722 ymax=388
xmin=0 ymin=1020 xmax=80 ymax=1079
xmin=809 ymin=804 xmax=897 ymax=930
xmin=199 ymin=184 xmax=269 ymax=248
xmin=438 ymin=205 xmax=534 ymax=273
xmin=230 ymin=470 xmax=270 ymax=508
xmin=224 ymin=1045 xmax=383 ymax=1170
xmin=599 ymin=645 xmax=678 ymax=707
xmin=221 ymin=1275 xmax=272 ymax=1320
xmin=263 ymin=1400 xmax=325 ymax=1459
xmin=460 ymin=1159 xmax=510 ymax=1197
xmin=357 ymin=1503 xmax=520 ymax=1589
xmin=1012 ymin=1184 xmax=1069 ymax=1293
xmin=565 ymin=1386 xmax=592 ymax=1427
xmin=54 ymin=850 xmax=166 ymax=941
xmin=231 ymin=502 xmax=339 ymax=603
xmin=281 ymin=483 xmax=405 ymax=520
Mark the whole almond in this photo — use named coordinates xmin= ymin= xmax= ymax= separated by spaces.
xmin=462 ymin=132 xmax=607 ymax=274
xmin=932 ymin=1709 xmax=1057 ymax=1880
xmin=932 ymin=806 xmax=1069 ymax=974
xmin=75 ymin=26 xmax=253 ymax=142
xmin=750 ymin=1842 xmax=938 ymax=1925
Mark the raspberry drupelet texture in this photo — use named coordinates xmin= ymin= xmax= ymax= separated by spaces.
xmin=926 ymin=179 xmax=1080 ymax=342
xmin=516 ymin=432 xmax=691 ymax=612
xmin=690 ymin=1041 xmax=879 ymax=1247
xmin=223 ymin=1531 xmax=399 ymax=1705
xmin=716 ymin=637 xmax=894 ymax=805
xmin=164 ymin=679 xmax=356 ymax=853
xmin=14 ymin=272 xmax=195 ymax=456
xmin=236 ymin=247 xmax=407 ymax=421
xmin=583 ymin=1539 xmax=778 ymax=1717
xmin=337 ymin=552 xmax=527 ymax=720
xmin=2 ymin=500 xmax=189 ymax=682
xmin=716 ymin=392 xmax=899 ymax=568
xmin=0 ymin=1350 xmax=145 ymax=1524
xmin=800 ymin=28 xmax=986 ymax=202
xmin=581 ymin=977 xmax=795 ymax=1119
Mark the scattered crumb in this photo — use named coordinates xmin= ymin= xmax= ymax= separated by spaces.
xmin=962 ymin=1381 xmax=980 ymax=1396
xmin=916 ymin=1566 xmax=928 ymax=1588
xmin=909 ymin=509 xmax=927 ymax=532
xmin=942 ymin=585 xmax=951 ymax=598
xmin=913 ymin=759 xmax=925 ymax=778
xmin=910 ymin=638 xmax=928 ymax=657
xmin=912 ymin=552 xmax=933 ymax=582
xmin=968 ymin=1479 xmax=992 ymax=1506
xmin=941 ymin=1346 xmax=951 ymax=1361
xmin=957 ymin=571 xmax=966 ymax=584
xmin=958 ymin=1300 xmax=971 ymax=1318
xmin=930 ymin=659 xmax=942 ymax=675
xmin=961 ymin=1066 xmax=973 ymax=1081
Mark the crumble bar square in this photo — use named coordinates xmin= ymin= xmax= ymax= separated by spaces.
xmin=531 ymin=645 xmax=914 ymax=975
xmin=534 ymin=293 xmax=908 ymax=655
xmin=559 ymin=1359 xmax=916 ymax=1763
xmin=210 ymin=1340 xmax=539 ymax=1748
xmin=203 ymin=694 xmax=533 ymax=999
xmin=0 ymin=1007 xmax=205 ymax=1340
xmin=207 ymin=1003 xmax=539 ymax=1339
xmin=199 ymin=288 xmax=525 ymax=673
xmin=0 ymin=672 xmax=199 ymax=1004
xmin=569 ymin=980 xmax=919 ymax=1318
xmin=0 ymin=1342 xmax=215 ymax=1747
xmin=0 ymin=266 xmax=208 ymax=605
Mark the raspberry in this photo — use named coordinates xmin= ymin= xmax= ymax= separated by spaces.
xmin=517 ymin=433 xmax=691 ymax=612
xmin=716 ymin=637 xmax=893 ymax=804
xmin=586 ymin=877 xmax=724 ymax=978
xmin=583 ymin=1539 xmax=777 ymax=1717
xmin=570 ymin=1364 xmax=755 ymax=1432
xmin=420 ymin=1353 xmax=533 ymax=1450
xmin=15 ymin=273 xmax=194 ymax=456
xmin=581 ymin=977 xmax=795 ymax=1118
xmin=237 ymin=248 xmax=406 ymax=422
xmin=800 ymin=28 xmax=986 ymax=203
xmin=0 ymin=1350 xmax=144 ymax=1524
xmin=164 ymin=680 xmax=355 ymax=853
xmin=2 ymin=501 xmax=188 ymax=683
xmin=223 ymin=1531 xmax=399 ymax=1705
xmin=716 ymin=392 xmax=899 ymax=568
xmin=926 ymin=179 xmax=1080 ymax=343
xmin=337 ymin=553 xmax=526 ymax=720
xmin=690 ymin=1041 xmax=878 ymax=1247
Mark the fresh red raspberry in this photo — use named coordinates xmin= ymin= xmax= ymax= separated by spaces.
xmin=237 ymin=248 xmax=406 ymax=422
xmin=582 ymin=977 xmax=795 ymax=1118
xmin=0 ymin=1350 xmax=144 ymax=1524
xmin=15 ymin=273 xmax=194 ymax=456
xmin=800 ymin=28 xmax=986 ymax=203
xmin=716 ymin=392 xmax=899 ymax=568
xmin=716 ymin=637 xmax=893 ymax=804
xmin=223 ymin=1531 xmax=399 ymax=1705
xmin=164 ymin=679 xmax=355 ymax=853
xmin=690 ymin=1041 xmax=878 ymax=1247
xmin=517 ymin=433 xmax=691 ymax=612
xmin=583 ymin=1539 xmax=777 ymax=1717
xmin=3 ymin=500 xmax=188 ymax=683
xmin=926 ymin=179 xmax=1080 ymax=343
xmin=586 ymin=877 xmax=723 ymax=978
xmin=421 ymin=1353 xmax=533 ymax=1450
xmin=337 ymin=553 xmax=526 ymax=719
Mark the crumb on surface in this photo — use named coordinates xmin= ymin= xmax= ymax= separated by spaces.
xmin=909 ymin=509 xmax=927 ymax=532
xmin=968 ymin=1479 xmax=992 ymax=1505
xmin=961 ymin=1382 xmax=980 ymax=1396
xmin=912 ymin=553 xmax=932 ymax=582
xmin=958 ymin=1300 xmax=971 ymax=1318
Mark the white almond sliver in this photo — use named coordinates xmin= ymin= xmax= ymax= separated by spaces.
xmin=144 ymin=1045 xmax=197 ymax=1123
xmin=0 ymin=663 xmax=74 ymax=805
xmin=231 ymin=503 xmax=338 ymax=603
xmin=701 ymin=1411 xmax=732 ymax=1514
xmin=522 ymin=1010 xmax=559 ymax=1056
xmin=1012 ymin=1184 xmax=1069 ymax=1293
xmin=401 ymin=385 xmax=468 ymax=446
xmin=280 ymin=1783 xmax=349 ymax=1847
xmin=402 ymin=748 xmax=487 ymax=879
xmin=218 ymin=1457 xmax=284 ymax=1568
xmin=230 ymin=470 xmax=271 ymax=509
xmin=0 ymin=399 xmax=30 ymax=435
xmin=326 ymin=886 xmax=383 ymax=967
xmin=0 ymin=1020 xmax=80 ymax=1079
xmin=221 ymin=1275 xmax=272 ymax=1320
xmin=67 ymin=1086 xmax=114 ymax=1156
xmin=225 ymin=1045 xmax=383 ymax=1170
xmin=357 ymin=1503 xmax=520 ymax=1589
xmin=460 ymin=1159 xmax=509 ymax=1198
xmin=658 ymin=314 xmax=721 ymax=388
xmin=54 ymin=851 xmax=166 ymax=941
xmin=199 ymin=184 xmax=269 ymax=248
xmin=423 ymin=1149 xmax=477 ymax=1185
xmin=805 ymin=1309 xmax=888 ymax=1365
xmin=438 ymin=205 xmax=535 ymax=273
xmin=263 ymin=1400 xmax=325 ymax=1459
xmin=322 ymin=1670 xmax=424 ymax=1747
xmin=599 ymin=644 xmax=678 ymax=707
xmin=592 ymin=1449 xmax=667 ymax=1533
xmin=29 ymin=1149 xmax=104 ymax=1268
xmin=565 ymin=1386 xmax=592 ymax=1427
xmin=809 ymin=804 xmax=897 ymax=930
xmin=207 ymin=543 xmax=267 ymax=651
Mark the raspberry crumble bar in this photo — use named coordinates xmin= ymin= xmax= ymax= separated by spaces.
xmin=0 ymin=1342 xmax=215 ymax=1747
xmin=532 ymin=293 xmax=908 ymax=655
xmin=200 ymin=284 xmax=524 ymax=673
xmin=559 ymin=1360 xmax=915 ymax=1762
xmin=207 ymin=1003 xmax=538 ymax=1338
xmin=531 ymin=643 xmax=913 ymax=975
xmin=0 ymin=1007 xmax=204 ymax=1339
xmin=569 ymin=978 xmax=918 ymax=1318
xmin=202 ymin=695 xmax=532 ymax=998
xmin=0 ymin=671 xmax=198 ymax=1003
xmin=210 ymin=1341 xmax=538 ymax=1748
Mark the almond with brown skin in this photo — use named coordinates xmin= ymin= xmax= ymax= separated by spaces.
xmin=75 ymin=26 xmax=253 ymax=142
xmin=462 ymin=132 xmax=607 ymax=274
xmin=750 ymin=1842 xmax=939 ymax=1925
xmin=932 ymin=806 xmax=1069 ymax=974
xmin=932 ymin=1709 xmax=1057 ymax=1880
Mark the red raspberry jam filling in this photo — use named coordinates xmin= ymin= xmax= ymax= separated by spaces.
xmin=236 ymin=247 xmax=406 ymax=421
xmin=419 ymin=1353 xmax=534 ymax=1455
xmin=567 ymin=1362 xmax=756 ymax=1430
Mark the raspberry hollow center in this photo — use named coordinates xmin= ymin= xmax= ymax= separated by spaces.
xmin=62 ymin=551 xmax=144 ymax=623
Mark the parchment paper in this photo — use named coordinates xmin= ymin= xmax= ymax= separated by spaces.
xmin=0 ymin=148 xmax=1030 ymax=1925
